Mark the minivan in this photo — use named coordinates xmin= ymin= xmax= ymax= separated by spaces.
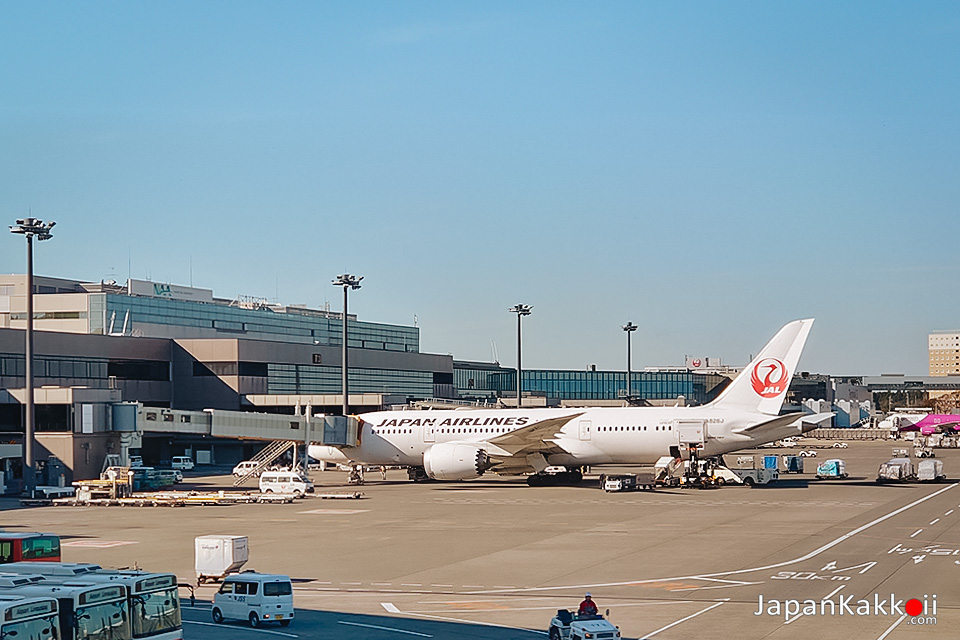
xmin=259 ymin=471 xmax=314 ymax=497
xmin=213 ymin=572 xmax=294 ymax=627
xmin=232 ymin=461 xmax=260 ymax=477
xmin=171 ymin=456 xmax=194 ymax=470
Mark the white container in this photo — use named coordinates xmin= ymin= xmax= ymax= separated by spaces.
xmin=196 ymin=535 xmax=249 ymax=583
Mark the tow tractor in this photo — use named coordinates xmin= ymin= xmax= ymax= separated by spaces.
xmin=549 ymin=610 xmax=621 ymax=640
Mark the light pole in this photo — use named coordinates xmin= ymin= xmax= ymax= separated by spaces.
xmin=9 ymin=217 xmax=55 ymax=494
xmin=622 ymin=321 xmax=638 ymax=402
xmin=509 ymin=304 xmax=532 ymax=408
xmin=333 ymin=274 xmax=362 ymax=417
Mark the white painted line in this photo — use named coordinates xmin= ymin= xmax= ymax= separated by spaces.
xmin=824 ymin=585 xmax=846 ymax=601
xmin=930 ymin=518 xmax=940 ymax=525
xmin=298 ymin=508 xmax=368 ymax=514
xmin=183 ymin=620 xmax=298 ymax=637
xmin=61 ymin=540 xmax=138 ymax=548
xmin=372 ymin=583 xmax=393 ymax=586
xmin=431 ymin=584 xmax=453 ymax=588
xmin=876 ymin=614 xmax=908 ymax=640
xmin=910 ymin=529 xmax=923 ymax=538
xmin=401 ymin=583 xmax=422 ymax=587
xmin=463 ymin=585 xmax=484 ymax=588
xmin=338 ymin=621 xmax=432 ymax=637
xmin=381 ymin=603 xmax=400 ymax=613
xmin=341 ymin=582 xmax=362 ymax=586
xmin=946 ymin=510 xmax=954 ymax=516
xmin=641 ymin=600 xmax=727 ymax=638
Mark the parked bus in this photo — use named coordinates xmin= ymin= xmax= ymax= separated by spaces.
xmin=0 ymin=594 xmax=60 ymax=640
xmin=0 ymin=563 xmax=181 ymax=640
xmin=0 ymin=575 xmax=130 ymax=640
xmin=0 ymin=533 xmax=61 ymax=563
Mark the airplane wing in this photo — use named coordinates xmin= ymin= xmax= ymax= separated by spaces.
xmin=934 ymin=421 xmax=960 ymax=433
xmin=483 ymin=413 xmax=584 ymax=458
xmin=733 ymin=412 xmax=834 ymax=435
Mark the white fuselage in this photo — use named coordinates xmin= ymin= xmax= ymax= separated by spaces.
xmin=308 ymin=406 xmax=802 ymax=470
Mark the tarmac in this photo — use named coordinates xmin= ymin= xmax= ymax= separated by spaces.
xmin=2 ymin=438 xmax=958 ymax=639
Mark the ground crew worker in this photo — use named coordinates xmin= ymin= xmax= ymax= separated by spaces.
xmin=578 ymin=592 xmax=598 ymax=617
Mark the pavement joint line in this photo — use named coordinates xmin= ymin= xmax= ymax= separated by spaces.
xmin=464 ymin=483 xmax=957 ymax=595
xmin=639 ymin=599 xmax=728 ymax=638
xmin=876 ymin=613 xmax=908 ymax=640
xmin=338 ymin=621 xmax=433 ymax=637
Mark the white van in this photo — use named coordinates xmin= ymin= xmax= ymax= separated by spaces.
xmin=171 ymin=456 xmax=194 ymax=470
xmin=213 ymin=572 xmax=294 ymax=627
xmin=233 ymin=461 xmax=260 ymax=477
xmin=259 ymin=471 xmax=314 ymax=497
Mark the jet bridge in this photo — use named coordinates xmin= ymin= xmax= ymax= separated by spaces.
xmin=120 ymin=404 xmax=360 ymax=446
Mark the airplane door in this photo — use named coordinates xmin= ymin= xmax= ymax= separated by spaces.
xmin=675 ymin=420 xmax=705 ymax=445
xmin=579 ymin=420 xmax=592 ymax=441
xmin=422 ymin=425 xmax=436 ymax=443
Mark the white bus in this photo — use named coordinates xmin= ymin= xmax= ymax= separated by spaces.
xmin=0 ymin=564 xmax=181 ymax=640
xmin=0 ymin=595 xmax=60 ymax=640
xmin=0 ymin=578 xmax=130 ymax=640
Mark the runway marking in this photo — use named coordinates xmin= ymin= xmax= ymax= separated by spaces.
xmin=910 ymin=529 xmax=923 ymax=538
xmin=946 ymin=509 xmax=954 ymax=516
xmin=61 ymin=540 xmax=138 ymax=548
xmin=182 ymin=620 xmax=299 ymax=637
xmin=930 ymin=518 xmax=940 ymax=525
xmin=876 ymin=614 xmax=908 ymax=640
xmin=640 ymin=600 xmax=727 ymax=638
xmin=468 ymin=483 xmax=957 ymax=594
xmin=338 ymin=621 xmax=432 ymax=637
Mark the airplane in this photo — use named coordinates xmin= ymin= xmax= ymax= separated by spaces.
xmin=886 ymin=413 xmax=960 ymax=436
xmin=309 ymin=319 xmax=831 ymax=484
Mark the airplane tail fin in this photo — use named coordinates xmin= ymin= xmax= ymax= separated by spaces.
xmin=708 ymin=319 xmax=814 ymax=416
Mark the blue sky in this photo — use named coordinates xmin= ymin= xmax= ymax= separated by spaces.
xmin=2 ymin=1 xmax=958 ymax=375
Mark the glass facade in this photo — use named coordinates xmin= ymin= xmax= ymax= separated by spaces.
xmin=267 ymin=363 xmax=433 ymax=397
xmin=95 ymin=293 xmax=419 ymax=351
xmin=485 ymin=370 xmax=728 ymax=404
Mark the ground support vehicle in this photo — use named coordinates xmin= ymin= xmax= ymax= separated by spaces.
xmin=815 ymin=459 xmax=848 ymax=479
xmin=0 ymin=595 xmax=60 ymax=640
xmin=212 ymin=572 xmax=294 ymax=628
xmin=195 ymin=535 xmax=249 ymax=584
xmin=731 ymin=455 xmax=780 ymax=487
xmin=600 ymin=473 xmax=655 ymax=492
xmin=915 ymin=445 xmax=936 ymax=458
xmin=782 ymin=455 xmax=804 ymax=473
xmin=259 ymin=471 xmax=314 ymax=497
xmin=918 ymin=459 xmax=947 ymax=482
xmin=548 ymin=610 xmax=620 ymax=640
xmin=877 ymin=458 xmax=916 ymax=483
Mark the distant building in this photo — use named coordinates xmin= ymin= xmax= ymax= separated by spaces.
xmin=929 ymin=331 xmax=960 ymax=376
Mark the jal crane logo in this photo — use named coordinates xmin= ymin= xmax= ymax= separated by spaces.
xmin=751 ymin=358 xmax=788 ymax=398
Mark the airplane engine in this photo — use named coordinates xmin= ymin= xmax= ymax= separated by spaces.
xmin=422 ymin=443 xmax=492 ymax=481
